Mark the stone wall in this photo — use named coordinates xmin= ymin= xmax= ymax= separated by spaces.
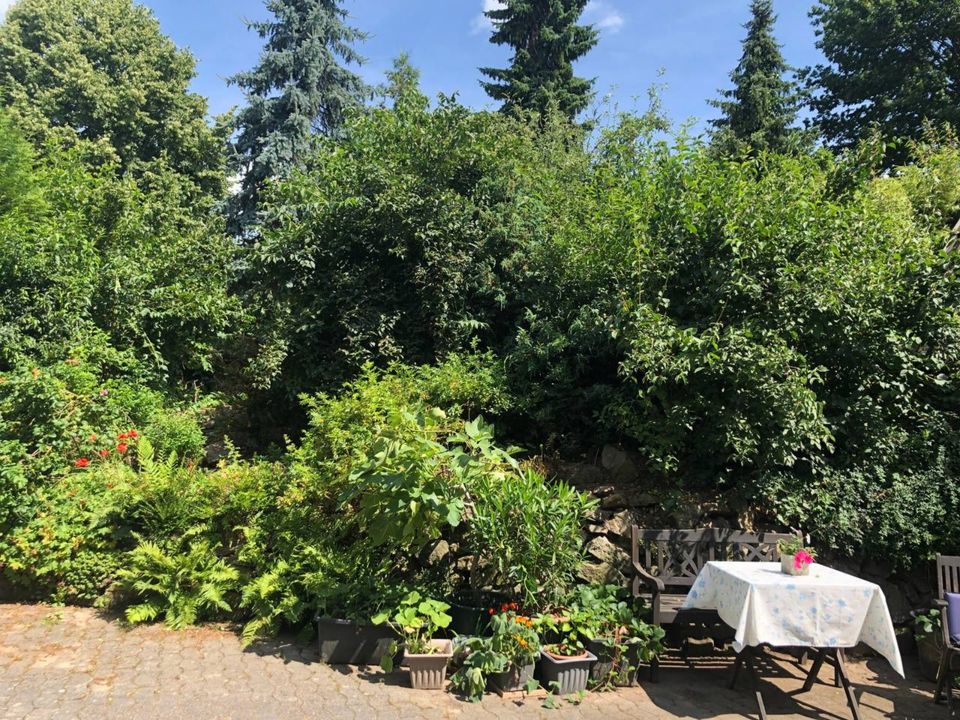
xmin=553 ymin=446 xmax=936 ymax=626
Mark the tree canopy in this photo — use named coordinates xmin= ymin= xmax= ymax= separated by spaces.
xmin=806 ymin=0 xmax=960 ymax=165
xmin=0 ymin=0 xmax=227 ymax=201
xmin=228 ymin=0 xmax=368 ymax=234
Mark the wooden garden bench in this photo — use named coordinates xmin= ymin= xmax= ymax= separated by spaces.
xmin=630 ymin=527 xmax=800 ymax=680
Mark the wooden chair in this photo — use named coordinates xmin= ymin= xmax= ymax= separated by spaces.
xmin=934 ymin=554 xmax=960 ymax=707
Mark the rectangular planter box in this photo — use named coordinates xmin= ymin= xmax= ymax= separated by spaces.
xmin=406 ymin=639 xmax=453 ymax=690
xmin=538 ymin=650 xmax=597 ymax=695
xmin=315 ymin=617 xmax=397 ymax=665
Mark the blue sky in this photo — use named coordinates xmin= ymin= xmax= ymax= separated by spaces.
xmin=103 ymin=1 xmax=823 ymax=131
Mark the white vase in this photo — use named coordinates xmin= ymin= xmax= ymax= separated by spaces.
xmin=781 ymin=554 xmax=810 ymax=576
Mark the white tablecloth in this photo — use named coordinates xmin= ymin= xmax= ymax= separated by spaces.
xmin=682 ymin=561 xmax=904 ymax=677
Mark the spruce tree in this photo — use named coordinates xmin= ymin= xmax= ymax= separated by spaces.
xmin=229 ymin=0 xmax=367 ymax=234
xmin=480 ymin=0 xmax=598 ymax=122
xmin=709 ymin=0 xmax=799 ymax=155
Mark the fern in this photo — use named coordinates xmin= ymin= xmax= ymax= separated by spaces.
xmin=118 ymin=535 xmax=239 ymax=629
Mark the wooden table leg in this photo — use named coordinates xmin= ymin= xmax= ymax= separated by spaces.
xmin=730 ymin=646 xmax=768 ymax=720
xmin=801 ymin=649 xmax=827 ymax=692
xmin=834 ymin=648 xmax=863 ymax=720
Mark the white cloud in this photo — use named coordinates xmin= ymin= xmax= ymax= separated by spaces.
xmin=585 ymin=0 xmax=625 ymax=34
xmin=471 ymin=0 xmax=505 ymax=36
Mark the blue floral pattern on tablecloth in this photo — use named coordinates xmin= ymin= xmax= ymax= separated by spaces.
xmin=681 ymin=562 xmax=904 ymax=677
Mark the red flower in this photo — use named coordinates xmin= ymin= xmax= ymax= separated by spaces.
xmin=74 ymin=458 xmax=90 ymax=469
xmin=488 ymin=608 xmax=495 ymax=615
xmin=117 ymin=432 xmax=129 ymax=440
xmin=116 ymin=442 xmax=128 ymax=454
xmin=128 ymin=429 xmax=138 ymax=438
xmin=98 ymin=449 xmax=110 ymax=458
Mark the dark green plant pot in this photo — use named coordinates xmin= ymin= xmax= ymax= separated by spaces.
xmin=315 ymin=617 xmax=398 ymax=666
xmin=538 ymin=650 xmax=597 ymax=695
xmin=587 ymin=638 xmax=616 ymax=683
xmin=489 ymin=662 xmax=536 ymax=693
xmin=587 ymin=638 xmax=642 ymax=686
xmin=916 ymin=629 xmax=943 ymax=683
xmin=447 ymin=590 xmax=509 ymax=637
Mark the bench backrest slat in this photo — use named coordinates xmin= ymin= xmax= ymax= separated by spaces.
xmin=632 ymin=527 xmax=799 ymax=588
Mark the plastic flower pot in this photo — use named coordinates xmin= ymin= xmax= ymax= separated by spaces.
xmin=587 ymin=638 xmax=616 ymax=683
xmin=315 ymin=617 xmax=398 ymax=666
xmin=587 ymin=638 xmax=643 ymax=686
xmin=405 ymin=639 xmax=453 ymax=690
xmin=448 ymin=590 xmax=509 ymax=637
xmin=489 ymin=662 xmax=536 ymax=693
xmin=538 ymin=649 xmax=597 ymax=695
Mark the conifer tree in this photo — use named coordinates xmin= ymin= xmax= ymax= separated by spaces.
xmin=229 ymin=0 xmax=367 ymax=234
xmin=480 ymin=0 xmax=598 ymax=122
xmin=710 ymin=0 xmax=799 ymax=155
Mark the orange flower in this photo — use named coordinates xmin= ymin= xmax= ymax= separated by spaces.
xmin=98 ymin=449 xmax=110 ymax=458
xmin=88 ymin=433 xmax=98 ymax=443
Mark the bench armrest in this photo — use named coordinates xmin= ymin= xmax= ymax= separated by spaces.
xmin=632 ymin=560 xmax=665 ymax=593
xmin=934 ymin=599 xmax=948 ymax=608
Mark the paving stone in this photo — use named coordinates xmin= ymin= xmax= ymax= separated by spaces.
xmin=0 ymin=603 xmax=944 ymax=719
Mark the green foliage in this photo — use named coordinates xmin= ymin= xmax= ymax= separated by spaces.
xmin=710 ymin=0 xmax=802 ymax=155
xmin=466 ymin=466 xmax=596 ymax=611
xmin=248 ymin=77 xmax=583 ymax=394
xmin=119 ymin=533 xmax=239 ymax=629
xmin=450 ymin=611 xmax=539 ymax=702
xmin=480 ymin=0 xmax=598 ymax=121
xmin=0 ymin=116 xmax=237 ymax=382
xmin=806 ymin=0 xmax=960 ymax=166
xmin=371 ymin=591 xmax=451 ymax=670
xmin=0 ymin=0 xmax=227 ymax=200
xmin=228 ymin=0 xmax=367 ymax=232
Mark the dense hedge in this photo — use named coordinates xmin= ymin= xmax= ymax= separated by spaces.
xmin=1 ymin=77 xmax=959 ymax=632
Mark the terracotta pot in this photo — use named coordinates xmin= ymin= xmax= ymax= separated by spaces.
xmin=404 ymin=639 xmax=453 ymax=690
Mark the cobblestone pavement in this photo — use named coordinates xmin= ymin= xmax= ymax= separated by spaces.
xmin=0 ymin=604 xmax=944 ymax=719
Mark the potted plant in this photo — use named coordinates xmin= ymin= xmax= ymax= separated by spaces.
xmin=451 ymin=604 xmax=541 ymax=701
xmin=574 ymin=585 xmax=665 ymax=687
xmin=372 ymin=591 xmax=454 ymax=689
xmin=534 ymin=608 xmax=598 ymax=695
xmin=777 ymin=537 xmax=816 ymax=576
xmin=447 ymin=589 xmax=511 ymax=636
xmin=312 ymin=582 xmax=408 ymax=666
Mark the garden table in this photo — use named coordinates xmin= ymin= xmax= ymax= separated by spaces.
xmin=682 ymin=561 xmax=904 ymax=720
